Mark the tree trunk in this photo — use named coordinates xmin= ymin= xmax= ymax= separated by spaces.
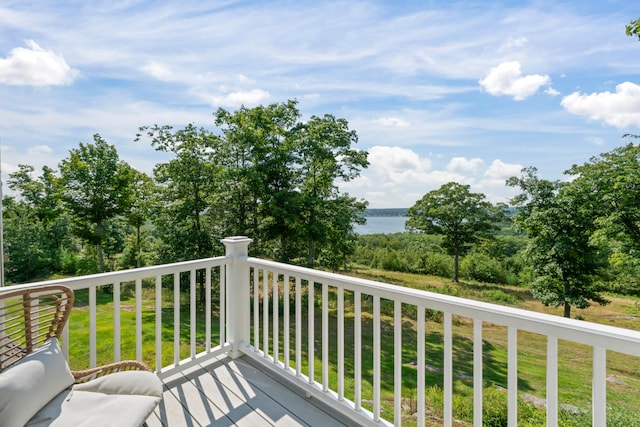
xmin=563 ymin=279 xmax=571 ymax=318
xmin=97 ymin=220 xmax=105 ymax=272
xmin=453 ymin=251 xmax=459 ymax=283
xmin=308 ymin=240 xmax=316 ymax=267
xmin=136 ymin=224 xmax=141 ymax=268
xmin=564 ymin=302 xmax=571 ymax=318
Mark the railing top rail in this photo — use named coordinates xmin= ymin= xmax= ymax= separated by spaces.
xmin=247 ymin=257 xmax=640 ymax=356
xmin=4 ymin=256 xmax=228 ymax=292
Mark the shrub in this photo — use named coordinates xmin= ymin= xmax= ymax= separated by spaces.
xmin=461 ymin=252 xmax=506 ymax=284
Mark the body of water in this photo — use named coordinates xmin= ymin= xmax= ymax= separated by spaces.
xmin=355 ymin=216 xmax=409 ymax=235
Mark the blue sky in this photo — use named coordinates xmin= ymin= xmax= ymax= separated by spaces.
xmin=0 ymin=0 xmax=639 ymax=208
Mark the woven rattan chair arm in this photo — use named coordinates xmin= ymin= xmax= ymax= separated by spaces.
xmin=72 ymin=360 xmax=152 ymax=383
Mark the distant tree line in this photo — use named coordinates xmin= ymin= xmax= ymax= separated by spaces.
xmin=3 ymin=100 xmax=368 ymax=283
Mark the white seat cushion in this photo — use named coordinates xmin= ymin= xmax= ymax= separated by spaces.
xmin=26 ymin=389 xmax=161 ymax=427
xmin=0 ymin=338 xmax=74 ymax=427
xmin=26 ymin=370 xmax=163 ymax=427
xmin=72 ymin=370 xmax=163 ymax=397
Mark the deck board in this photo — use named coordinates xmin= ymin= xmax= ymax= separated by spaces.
xmin=148 ymin=354 xmax=347 ymax=427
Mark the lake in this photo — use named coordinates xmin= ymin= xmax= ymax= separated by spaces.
xmin=355 ymin=216 xmax=409 ymax=235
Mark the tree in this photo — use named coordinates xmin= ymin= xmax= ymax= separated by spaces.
xmin=507 ymin=167 xmax=609 ymax=318
xmin=125 ymin=171 xmax=156 ymax=268
xmin=59 ymin=134 xmax=134 ymax=272
xmin=6 ymin=165 xmax=75 ymax=280
xmin=406 ymin=182 xmax=503 ymax=282
xmin=627 ymin=18 xmax=640 ymax=41
xmin=213 ymin=100 xmax=368 ymax=265
xmin=213 ymin=101 xmax=301 ymax=258
xmin=296 ymin=114 xmax=369 ymax=266
xmin=567 ymin=138 xmax=640 ymax=255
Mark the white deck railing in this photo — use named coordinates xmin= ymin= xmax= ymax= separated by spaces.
xmin=7 ymin=236 xmax=640 ymax=426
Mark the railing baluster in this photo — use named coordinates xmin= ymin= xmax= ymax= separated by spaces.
xmin=508 ymin=327 xmax=518 ymax=426
xmin=322 ymin=282 xmax=329 ymax=392
xmin=444 ymin=311 xmax=452 ymax=427
xmin=308 ymin=280 xmax=315 ymax=384
xmin=354 ymin=289 xmax=362 ymax=411
xmin=273 ymin=272 xmax=279 ymax=364
xmin=219 ymin=265 xmax=225 ymax=346
xmin=394 ymin=300 xmax=402 ymax=426
xmin=189 ymin=269 xmax=196 ymax=359
xmin=114 ymin=282 xmax=121 ymax=362
xmin=337 ymin=287 xmax=344 ymax=401
xmin=593 ymin=346 xmax=606 ymax=426
xmin=547 ymin=336 xmax=558 ymax=427
xmin=263 ymin=269 xmax=269 ymax=358
xmin=89 ymin=286 xmax=96 ymax=368
xmin=373 ymin=295 xmax=381 ymax=422
xmin=173 ymin=272 xmax=180 ymax=366
xmin=473 ymin=319 xmax=483 ymax=427
xmin=155 ymin=275 xmax=162 ymax=372
xmin=295 ymin=276 xmax=302 ymax=377
xmin=284 ymin=274 xmax=290 ymax=370
xmin=205 ymin=267 xmax=211 ymax=352
xmin=253 ymin=267 xmax=259 ymax=351
xmin=136 ymin=278 xmax=142 ymax=361
xmin=417 ymin=306 xmax=425 ymax=427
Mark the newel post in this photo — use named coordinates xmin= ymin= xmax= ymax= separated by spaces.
xmin=222 ymin=236 xmax=252 ymax=359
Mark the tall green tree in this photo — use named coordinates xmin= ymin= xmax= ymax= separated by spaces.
xmin=406 ymin=182 xmax=503 ymax=282
xmin=213 ymin=100 xmax=301 ymax=259
xmin=137 ymin=123 xmax=220 ymax=262
xmin=59 ymin=134 xmax=134 ymax=272
xmin=567 ymin=138 xmax=640 ymax=255
xmin=296 ymin=114 xmax=369 ymax=266
xmin=125 ymin=171 xmax=156 ymax=268
xmin=507 ymin=167 xmax=609 ymax=318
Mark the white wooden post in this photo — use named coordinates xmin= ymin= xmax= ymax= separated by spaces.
xmin=222 ymin=236 xmax=252 ymax=359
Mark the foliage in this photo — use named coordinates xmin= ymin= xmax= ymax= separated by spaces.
xmin=407 ymin=182 xmax=507 ymax=282
xmin=59 ymin=134 xmax=134 ymax=272
xmin=507 ymin=167 xmax=610 ymax=318
xmin=627 ymin=18 xmax=640 ymax=41
xmin=460 ymin=251 xmax=507 ymax=284
xmin=137 ymin=124 xmax=220 ymax=263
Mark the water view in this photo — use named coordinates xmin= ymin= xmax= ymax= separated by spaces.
xmin=355 ymin=216 xmax=409 ymax=234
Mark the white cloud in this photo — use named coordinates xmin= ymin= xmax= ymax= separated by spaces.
xmin=0 ymin=40 xmax=78 ymax=86
xmin=27 ymin=145 xmax=53 ymax=155
xmin=585 ymin=136 xmax=605 ymax=146
xmin=210 ymin=89 xmax=270 ymax=108
xmin=141 ymin=61 xmax=173 ymax=81
xmin=373 ymin=117 xmax=410 ymax=127
xmin=479 ymin=61 xmax=551 ymax=100
xmin=545 ymin=87 xmax=560 ymax=96
xmin=560 ymin=82 xmax=640 ymax=128
xmin=484 ymin=159 xmax=523 ymax=180
xmin=341 ymin=147 xmax=525 ymax=207
xmin=447 ymin=157 xmax=484 ymax=173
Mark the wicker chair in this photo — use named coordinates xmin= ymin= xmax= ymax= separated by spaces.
xmin=0 ymin=284 xmax=163 ymax=427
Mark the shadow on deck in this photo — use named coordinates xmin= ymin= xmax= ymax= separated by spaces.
xmin=147 ymin=355 xmax=349 ymax=427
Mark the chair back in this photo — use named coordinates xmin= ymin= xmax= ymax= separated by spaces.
xmin=0 ymin=285 xmax=74 ymax=372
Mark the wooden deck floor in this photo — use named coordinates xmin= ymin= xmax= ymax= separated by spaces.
xmin=145 ymin=354 xmax=348 ymax=427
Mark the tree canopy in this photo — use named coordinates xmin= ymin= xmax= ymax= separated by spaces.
xmin=507 ymin=167 xmax=609 ymax=318
xmin=59 ymin=134 xmax=134 ymax=272
xmin=406 ymin=182 xmax=505 ymax=282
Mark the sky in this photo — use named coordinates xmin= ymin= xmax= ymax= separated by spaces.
xmin=0 ymin=1 xmax=639 ymax=208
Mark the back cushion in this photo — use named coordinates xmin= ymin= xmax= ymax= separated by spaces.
xmin=0 ymin=338 xmax=74 ymax=427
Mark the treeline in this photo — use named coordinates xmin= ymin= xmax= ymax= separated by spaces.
xmin=352 ymin=229 xmax=527 ymax=286
xmin=3 ymin=100 xmax=368 ymax=283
